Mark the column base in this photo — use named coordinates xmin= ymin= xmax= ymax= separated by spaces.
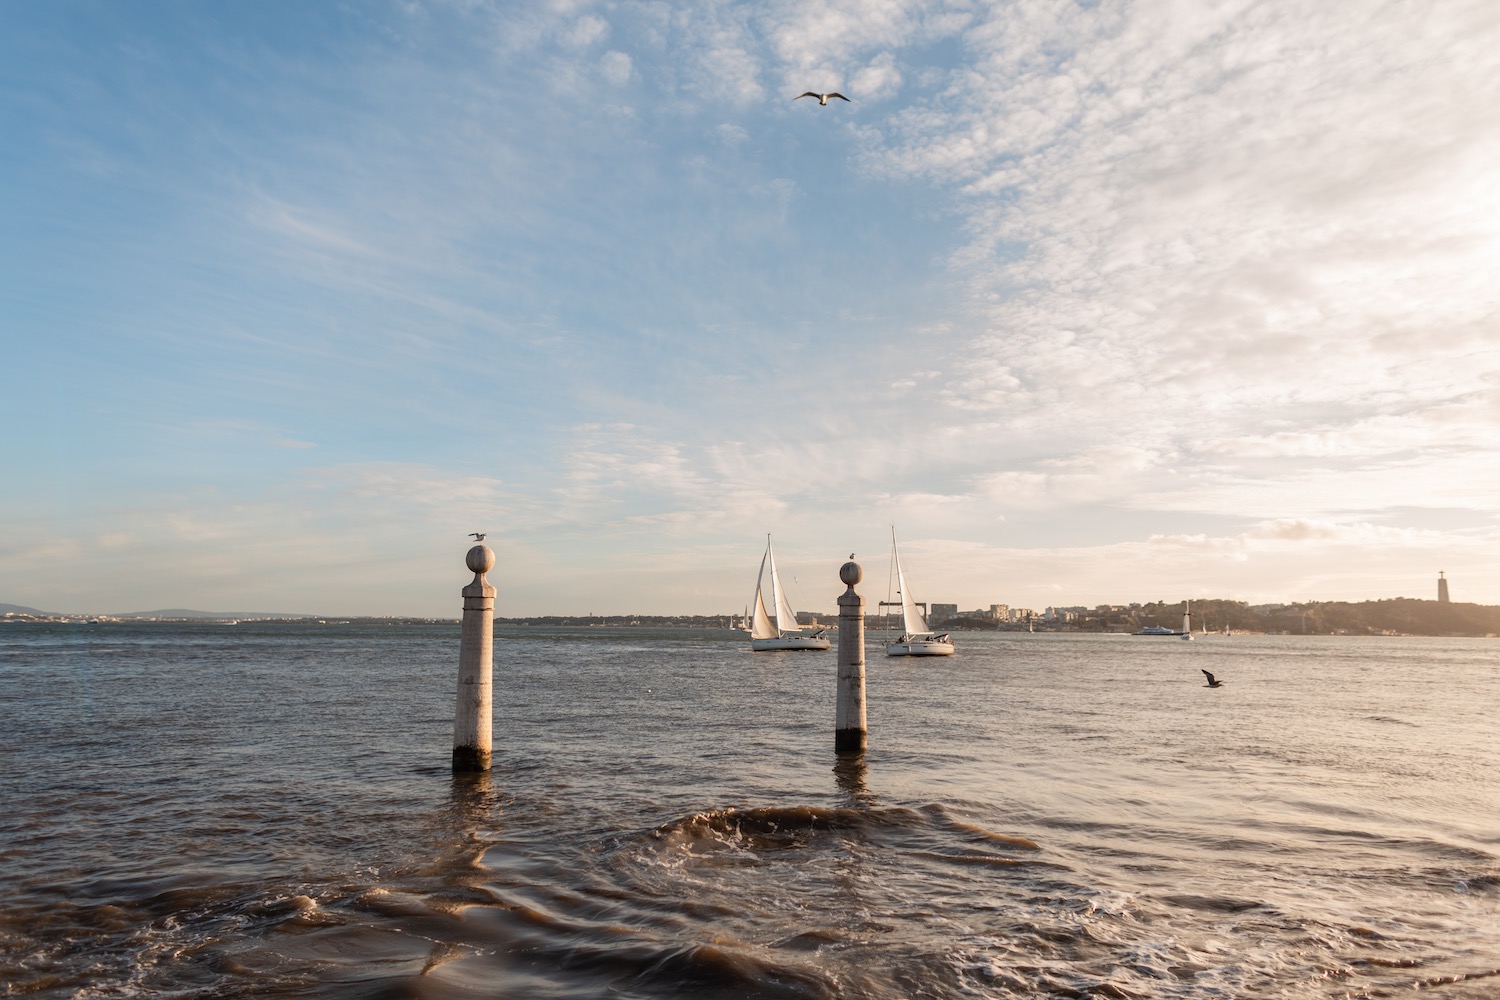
xmin=452 ymin=745 xmax=492 ymax=773
xmin=834 ymin=728 xmax=867 ymax=754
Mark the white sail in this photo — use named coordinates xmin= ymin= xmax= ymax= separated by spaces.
xmin=766 ymin=538 xmax=801 ymax=634
xmin=750 ymin=546 xmax=778 ymax=639
xmin=892 ymin=528 xmax=929 ymax=635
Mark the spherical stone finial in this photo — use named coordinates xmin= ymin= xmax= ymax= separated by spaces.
xmin=466 ymin=544 xmax=495 ymax=575
xmin=839 ymin=560 xmax=862 ymax=587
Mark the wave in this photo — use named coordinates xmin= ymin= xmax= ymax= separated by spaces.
xmin=651 ymin=805 xmax=879 ymax=853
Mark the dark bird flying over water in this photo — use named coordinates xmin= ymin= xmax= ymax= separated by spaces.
xmin=796 ymin=92 xmax=849 ymax=105
xmin=469 ymin=532 xmax=486 ymax=541
xmin=1201 ymin=669 xmax=1223 ymax=688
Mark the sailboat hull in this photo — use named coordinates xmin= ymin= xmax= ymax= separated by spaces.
xmin=752 ymin=635 xmax=831 ymax=651
xmin=886 ymin=637 xmax=955 ymax=656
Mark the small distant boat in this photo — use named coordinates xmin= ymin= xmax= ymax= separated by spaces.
xmin=749 ymin=536 xmax=830 ymax=651
xmin=885 ymin=528 xmax=954 ymax=657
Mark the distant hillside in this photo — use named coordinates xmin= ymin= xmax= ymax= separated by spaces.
xmin=1 ymin=603 xmax=53 ymax=616
xmin=1075 ymin=598 xmax=1500 ymax=636
xmin=1268 ymin=599 xmax=1500 ymax=636
xmin=3 ymin=603 xmax=318 ymax=620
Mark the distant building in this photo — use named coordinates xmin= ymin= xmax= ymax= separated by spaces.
xmin=930 ymin=603 xmax=958 ymax=623
xmin=1438 ymin=571 xmax=1450 ymax=603
xmin=989 ymin=604 xmax=1009 ymax=620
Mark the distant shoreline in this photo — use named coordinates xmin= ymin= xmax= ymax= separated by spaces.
xmin=4 ymin=606 xmax=1497 ymax=638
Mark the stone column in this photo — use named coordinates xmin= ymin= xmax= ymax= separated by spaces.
xmin=835 ymin=559 xmax=867 ymax=754
xmin=453 ymin=544 xmax=495 ymax=773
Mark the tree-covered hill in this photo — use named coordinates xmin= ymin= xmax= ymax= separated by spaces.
xmin=1115 ymin=598 xmax=1500 ymax=636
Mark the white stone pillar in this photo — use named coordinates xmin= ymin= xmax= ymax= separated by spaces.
xmin=835 ymin=559 xmax=867 ymax=754
xmin=453 ymin=544 xmax=495 ymax=773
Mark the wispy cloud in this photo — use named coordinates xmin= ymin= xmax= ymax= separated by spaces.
xmin=833 ymin=0 xmax=1500 ymax=534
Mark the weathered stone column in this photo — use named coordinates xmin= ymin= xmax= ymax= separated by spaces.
xmin=835 ymin=558 xmax=867 ymax=754
xmin=453 ymin=544 xmax=495 ymax=773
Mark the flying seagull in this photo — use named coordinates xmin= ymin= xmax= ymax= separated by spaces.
xmin=1201 ymin=669 xmax=1223 ymax=688
xmin=469 ymin=532 xmax=486 ymax=541
xmin=796 ymin=92 xmax=849 ymax=106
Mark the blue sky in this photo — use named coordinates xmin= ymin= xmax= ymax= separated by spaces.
xmin=4 ymin=0 xmax=1498 ymax=617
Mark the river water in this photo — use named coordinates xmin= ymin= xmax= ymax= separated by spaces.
xmin=2 ymin=622 xmax=1497 ymax=998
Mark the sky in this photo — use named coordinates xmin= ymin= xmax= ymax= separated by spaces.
xmin=3 ymin=0 xmax=1498 ymax=618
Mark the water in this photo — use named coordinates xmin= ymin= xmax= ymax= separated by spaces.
xmin=2 ymin=622 xmax=1498 ymax=998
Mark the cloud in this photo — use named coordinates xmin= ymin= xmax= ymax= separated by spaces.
xmin=1150 ymin=517 xmax=1446 ymax=550
xmin=713 ymin=121 xmax=749 ymax=146
xmin=1211 ymin=398 xmax=1500 ymax=460
xmin=829 ymin=0 xmax=1500 ymax=540
xmin=600 ymin=49 xmax=633 ymax=85
xmin=564 ymin=14 xmax=610 ymax=48
xmin=248 ymin=197 xmax=380 ymax=259
xmin=851 ymin=51 xmax=902 ymax=101
xmin=762 ymin=0 xmax=942 ymax=73
xmin=1129 ymin=449 xmax=1500 ymax=520
xmin=979 ymin=444 xmax=1170 ymax=510
xmin=310 ymin=463 xmax=510 ymax=514
xmin=871 ymin=1 xmax=1500 ymax=402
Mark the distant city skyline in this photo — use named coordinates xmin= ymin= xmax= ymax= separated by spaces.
xmin=0 ymin=570 xmax=1471 ymax=621
xmin=4 ymin=2 xmax=1498 ymax=617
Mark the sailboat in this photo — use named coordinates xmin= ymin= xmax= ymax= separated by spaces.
xmin=749 ymin=536 xmax=830 ymax=651
xmin=885 ymin=528 xmax=955 ymax=657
